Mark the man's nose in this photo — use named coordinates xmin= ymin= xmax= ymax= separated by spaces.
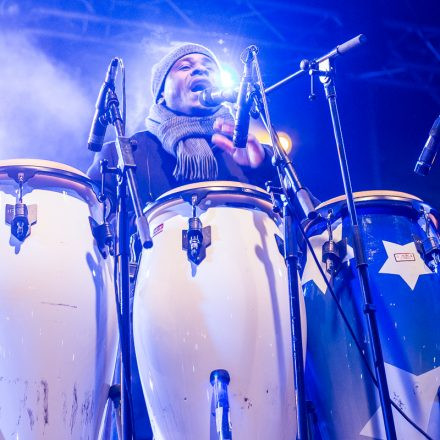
xmin=191 ymin=65 xmax=209 ymax=76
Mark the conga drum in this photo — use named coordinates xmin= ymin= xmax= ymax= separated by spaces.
xmin=0 ymin=160 xmax=118 ymax=439
xmin=133 ymin=181 xmax=305 ymax=439
xmin=302 ymin=191 xmax=440 ymax=439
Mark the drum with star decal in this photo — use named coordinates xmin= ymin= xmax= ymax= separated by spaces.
xmin=301 ymin=190 xmax=440 ymax=439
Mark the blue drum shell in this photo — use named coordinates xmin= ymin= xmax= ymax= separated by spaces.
xmin=301 ymin=195 xmax=440 ymax=439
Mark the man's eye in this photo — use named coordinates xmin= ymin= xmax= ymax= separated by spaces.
xmin=179 ymin=65 xmax=191 ymax=71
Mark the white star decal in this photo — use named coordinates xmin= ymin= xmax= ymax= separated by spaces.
xmin=378 ymin=241 xmax=432 ymax=290
xmin=301 ymin=221 xmax=354 ymax=294
xmin=360 ymin=363 xmax=440 ymax=439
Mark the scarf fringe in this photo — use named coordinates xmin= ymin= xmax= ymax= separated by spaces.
xmin=145 ymin=104 xmax=233 ymax=181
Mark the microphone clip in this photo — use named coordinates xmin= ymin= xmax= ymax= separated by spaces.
xmin=240 ymin=45 xmax=258 ymax=64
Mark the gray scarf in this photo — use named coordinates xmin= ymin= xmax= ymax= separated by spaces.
xmin=145 ymin=103 xmax=234 ymax=181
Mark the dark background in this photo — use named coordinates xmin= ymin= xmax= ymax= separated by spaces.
xmin=1 ymin=0 xmax=439 ymax=206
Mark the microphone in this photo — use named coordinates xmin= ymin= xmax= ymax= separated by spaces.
xmin=199 ymin=87 xmax=238 ymax=107
xmin=233 ymin=46 xmax=256 ymax=149
xmin=88 ymin=58 xmax=119 ymax=152
xmin=414 ymin=115 xmax=440 ymax=176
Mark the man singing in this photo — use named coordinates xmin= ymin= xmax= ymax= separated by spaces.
xmin=87 ymin=42 xmax=276 ymax=200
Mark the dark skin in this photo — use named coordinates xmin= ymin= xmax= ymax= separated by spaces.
xmin=161 ymin=53 xmax=265 ymax=168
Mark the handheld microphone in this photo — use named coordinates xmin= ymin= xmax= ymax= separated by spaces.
xmin=233 ymin=46 xmax=256 ymax=149
xmin=414 ymin=115 xmax=440 ymax=176
xmin=199 ymin=87 xmax=239 ymax=107
xmin=88 ymin=58 xmax=119 ymax=152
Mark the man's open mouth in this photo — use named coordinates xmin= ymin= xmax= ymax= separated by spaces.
xmin=190 ymin=79 xmax=211 ymax=92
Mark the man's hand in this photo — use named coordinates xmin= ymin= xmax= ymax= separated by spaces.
xmin=212 ymin=117 xmax=265 ymax=168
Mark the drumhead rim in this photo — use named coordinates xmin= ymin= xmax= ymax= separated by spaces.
xmin=0 ymin=159 xmax=104 ymax=205
xmin=145 ymin=181 xmax=273 ymax=214
xmin=304 ymin=190 xmax=437 ymax=234
xmin=0 ymin=159 xmax=88 ymax=177
xmin=156 ymin=180 xmax=270 ymax=199
xmin=316 ymin=190 xmax=422 ymax=210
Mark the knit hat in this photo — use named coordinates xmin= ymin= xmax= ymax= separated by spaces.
xmin=151 ymin=43 xmax=220 ymax=103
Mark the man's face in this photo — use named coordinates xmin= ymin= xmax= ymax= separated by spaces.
xmin=161 ymin=53 xmax=220 ymax=116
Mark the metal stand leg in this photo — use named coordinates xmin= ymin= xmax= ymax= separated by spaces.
xmin=210 ymin=369 xmax=233 ymax=440
xmin=109 ymin=384 xmax=123 ymax=440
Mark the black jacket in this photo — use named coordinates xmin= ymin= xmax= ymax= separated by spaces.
xmin=87 ymin=130 xmax=279 ymax=205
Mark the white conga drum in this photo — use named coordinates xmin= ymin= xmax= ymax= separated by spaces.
xmin=133 ymin=181 xmax=305 ymax=439
xmin=0 ymin=160 xmax=118 ymax=439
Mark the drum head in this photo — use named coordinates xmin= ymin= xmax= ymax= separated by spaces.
xmin=145 ymin=180 xmax=278 ymax=225
xmin=0 ymin=159 xmax=107 ymax=210
xmin=306 ymin=190 xmax=437 ymax=233
xmin=0 ymin=158 xmax=89 ymax=178
xmin=316 ymin=190 xmax=422 ymax=210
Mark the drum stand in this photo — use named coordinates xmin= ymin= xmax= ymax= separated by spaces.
xmin=89 ymin=68 xmax=153 ymax=440
xmin=261 ymin=36 xmax=398 ymax=439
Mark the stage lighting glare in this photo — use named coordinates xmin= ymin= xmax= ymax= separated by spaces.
xmin=251 ymin=125 xmax=294 ymax=155
xmin=278 ymin=131 xmax=292 ymax=153
xmin=220 ymin=65 xmax=238 ymax=88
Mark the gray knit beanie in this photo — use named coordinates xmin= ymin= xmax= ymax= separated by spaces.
xmin=151 ymin=43 xmax=220 ymax=103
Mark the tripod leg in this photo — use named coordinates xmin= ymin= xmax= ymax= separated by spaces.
xmin=109 ymin=384 xmax=123 ymax=440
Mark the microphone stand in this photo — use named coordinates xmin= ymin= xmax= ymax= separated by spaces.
xmin=100 ymin=86 xmax=153 ymax=440
xmin=261 ymin=35 xmax=397 ymax=440
xmin=248 ymin=46 xmax=316 ymax=440
xmin=315 ymin=57 xmax=397 ymax=440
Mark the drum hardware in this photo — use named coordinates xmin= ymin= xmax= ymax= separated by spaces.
xmin=89 ymin=217 xmax=114 ymax=258
xmin=89 ymin=160 xmax=115 ymax=258
xmin=265 ymin=181 xmax=283 ymax=214
xmin=273 ymin=233 xmax=285 ymax=257
xmin=322 ymin=209 xmax=347 ymax=280
xmin=5 ymin=172 xmax=37 ymax=241
xmin=210 ymin=369 xmax=232 ymax=440
xmin=182 ymin=194 xmax=211 ymax=264
xmin=265 ymin=182 xmax=296 ymax=259
xmin=128 ymin=232 xmax=141 ymax=282
xmin=413 ymin=208 xmax=440 ymax=273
